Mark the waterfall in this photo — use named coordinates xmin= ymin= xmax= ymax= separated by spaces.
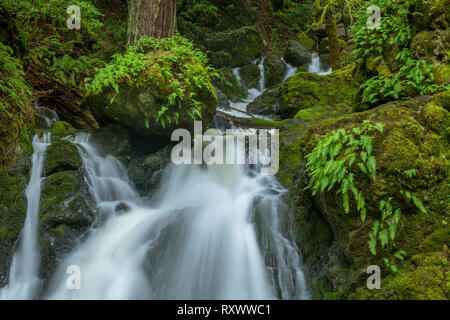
xmin=308 ymin=53 xmax=331 ymax=75
xmin=0 ymin=133 xmax=51 ymax=299
xmin=41 ymin=132 xmax=308 ymax=299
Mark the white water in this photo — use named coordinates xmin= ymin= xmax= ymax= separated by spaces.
xmin=0 ymin=133 xmax=51 ymax=299
xmin=219 ymin=53 xmax=331 ymax=119
xmin=308 ymin=53 xmax=332 ymax=75
xmin=41 ymin=133 xmax=308 ymax=299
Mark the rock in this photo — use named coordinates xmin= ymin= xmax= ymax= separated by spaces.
xmin=204 ymin=26 xmax=265 ymax=67
xmin=50 ymin=121 xmax=76 ymax=140
xmin=263 ymin=55 xmax=286 ymax=88
xmin=279 ymin=98 xmax=449 ymax=299
xmin=240 ymin=63 xmax=260 ymax=89
xmin=90 ymin=124 xmax=133 ymax=164
xmin=319 ymin=54 xmax=331 ymax=71
xmin=278 ymin=65 xmax=360 ymax=118
xmin=0 ymin=160 xmax=30 ymax=287
xmin=44 ymin=140 xmax=82 ymax=175
xmin=215 ymin=88 xmax=229 ymax=109
xmin=410 ymin=30 xmax=449 ymax=65
xmin=212 ymin=68 xmax=247 ymax=102
xmin=209 ymin=51 xmax=232 ymax=68
xmin=247 ymin=88 xmax=281 ymax=116
xmin=432 ymin=64 xmax=450 ymax=85
xmin=85 ymin=52 xmax=217 ymax=148
xmin=284 ymin=40 xmax=311 ymax=67
xmin=39 ymin=170 xmax=96 ymax=281
xmin=297 ymin=33 xmax=316 ymax=51
xmin=127 ymin=146 xmax=172 ymax=196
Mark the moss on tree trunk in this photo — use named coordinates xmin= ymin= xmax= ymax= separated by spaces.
xmin=325 ymin=8 xmax=341 ymax=71
xmin=126 ymin=0 xmax=177 ymax=45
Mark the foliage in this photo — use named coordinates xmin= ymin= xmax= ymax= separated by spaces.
xmin=86 ymin=35 xmax=218 ymax=128
xmin=305 ymin=115 xmax=429 ymax=271
xmin=0 ymin=42 xmax=33 ymax=165
xmin=305 ymin=115 xmax=383 ymax=224
xmin=349 ymin=0 xmax=449 ymax=105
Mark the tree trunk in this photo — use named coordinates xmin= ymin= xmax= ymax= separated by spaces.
xmin=126 ymin=0 xmax=177 ymax=45
xmin=325 ymin=8 xmax=341 ymax=71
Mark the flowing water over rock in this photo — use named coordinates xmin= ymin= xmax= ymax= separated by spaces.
xmin=0 ymin=119 xmax=53 ymax=299
xmin=40 ymin=133 xmax=308 ymax=299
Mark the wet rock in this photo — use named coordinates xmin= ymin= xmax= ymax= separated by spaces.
xmin=44 ymin=140 xmax=82 ymax=175
xmin=284 ymin=40 xmax=311 ymax=67
xmin=204 ymin=26 xmax=265 ymax=67
xmin=247 ymin=88 xmax=281 ymax=116
xmin=240 ymin=63 xmax=260 ymax=89
xmin=263 ymin=55 xmax=286 ymax=88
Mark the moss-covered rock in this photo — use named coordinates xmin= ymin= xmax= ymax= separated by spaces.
xmin=50 ymin=121 xmax=76 ymax=140
xmin=279 ymin=97 xmax=449 ymax=299
xmin=39 ymin=170 xmax=95 ymax=281
xmin=240 ymin=63 xmax=260 ymax=89
xmin=213 ymin=67 xmax=247 ymax=102
xmin=44 ymin=140 xmax=82 ymax=175
xmin=85 ymin=52 xmax=217 ymax=148
xmin=433 ymin=63 xmax=450 ymax=85
xmin=263 ymin=55 xmax=286 ymax=88
xmin=432 ymin=90 xmax=450 ymax=111
xmin=278 ymin=65 xmax=360 ymax=118
xmin=247 ymin=88 xmax=281 ymax=116
xmin=284 ymin=40 xmax=311 ymax=67
xmin=410 ymin=30 xmax=449 ymax=65
xmin=203 ymin=26 xmax=265 ymax=67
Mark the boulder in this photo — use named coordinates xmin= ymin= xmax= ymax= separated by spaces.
xmin=204 ymin=26 xmax=265 ymax=67
xmin=212 ymin=67 xmax=247 ymax=102
xmin=278 ymin=65 xmax=360 ymax=118
xmin=85 ymin=52 xmax=217 ymax=150
xmin=39 ymin=170 xmax=96 ymax=281
xmin=44 ymin=140 xmax=81 ymax=175
xmin=278 ymin=97 xmax=450 ymax=299
xmin=263 ymin=55 xmax=286 ymax=88
xmin=410 ymin=30 xmax=449 ymax=65
xmin=240 ymin=63 xmax=260 ymax=89
xmin=284 ymin=40 xmax=311 ymax=67
xmin=247 ymin=88 xmax=281 ymax=116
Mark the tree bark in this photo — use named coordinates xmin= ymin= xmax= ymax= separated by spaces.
xmin=126 ymin=0 xmax=177 ymax=45
xmin=325 ymin=7 xmax=341 ymax=71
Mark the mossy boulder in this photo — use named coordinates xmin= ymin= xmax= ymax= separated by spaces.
xmin=127 ymin=145 xmax=172 ymax=197
xmin=0 ymin=163 xmax=29 ymax=286
xmin=44 ymin=140 xmax=82 ymax=176
xmin=213 ymin=67 xmax=247 ymax=102
xmin=278 ymin=98 xmax=449 ymax=299
xmin=318 ymin=37 xmax=347 ymax=55
xmin=247 ymin=88 xmax=281 ymax=116
xmin=284 ymin=40 xmax=311 ymax=67
xmin=433 ymin=64 xmax=450 ymax=85
xmin=204 ymin=26 xmax=265 ymax=67
xmin=410 ymin=30 xmax=449 ymax=65
xmin=50 ymin=121 xmax=76 ymax=140
xmin=263 ymin=55 xmax=286 ymax=88
xmin=240 ymin=63 xmax=260 ymax=89
xmin=278 ymin=65 xmax=360 ymax=118
xmin=39 ymin=170 xmax=95 ymax=281
xmin=85 ymin=53 xmax=217 ymax=148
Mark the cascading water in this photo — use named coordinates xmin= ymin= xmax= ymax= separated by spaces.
xmin=0 ymin=111 xmax=55 ymax=299
xmin=308 ymin=53 xmax=332 ymax=75
xmin=42 ymin=132 xmax=308 ymax=299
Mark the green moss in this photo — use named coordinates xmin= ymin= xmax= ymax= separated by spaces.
xmin=433 ymin=64 xmax=450 ymax=85
xmin=297 ymin=33 xmax=315 ymax=51
xmin=50 ymin=121 xmax=76 ymax=140
xmin=278 ymin=65 xmax=359 ymax=118
xmin=422 ymin=103 xmax=450 ymax=136
xmin=432 ymin=91 xmax=450 ymax=111
xmin=44 ymin=140 xmax=81 ymax=175
xmin=423 ymin=227 xmax=450 ymax=252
